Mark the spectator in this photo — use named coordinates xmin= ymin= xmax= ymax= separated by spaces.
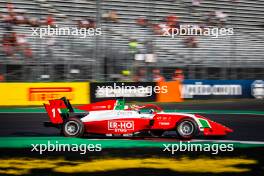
xmin=1 ymin=2 xmax=35 ymax=59
xmin=46 ymin=14 xmax=55 ymax=26
xmin=153 ymin=23 xmax=170 ymax=35
xmin=153 ymin=15 xmax=180 ymax=36
xmin=7 ymin=3 xmax=14 ymax=12
xmin=88 ymin=19 xmax=96 ymax=28
xmin=2 ymin=32 xmax=17 ymax=57
xmin=14 ymin=11 xmax=28 ymax=25
xmin=190 ymin=0 xmax=202 ymax=13
xmin=136 ymin=17 xmax=148 ymax=27
xmin=172 ymin=69 xmax=184 ymax=82
xmin=184 ymin=36 xmax=198 ymax=48
xmin=0 ymin=74 xmax=5 ymax=82
xmin=78 ymin=19 xmax=88 ymax=28
xmin=2 ymin=32 xmax=32 ymax=58
xmin=215 ymin=10 xmax=228 ymax=26
xmin=109 ymin=11 xmax=119 ymax=22
xmin=2 ymin=14 xmax=15 ymax=31
xmin=166 ymin=15 xmax=179 ymax=28
xmin=128 ymin=39 xmax=139 ymax=53
xmin=204 ymin=12 xmax=215 ymax=26
xmin=102 ymin=10 xmax=119 ymax=23
xmin=120 ymin=70 xmax=131 ymax=81
xmin=78 ymin=19 xmax=96 ymax=29
xmin=152 ymin=69 xmax=165 ymax=82
xmin=16 ymin=34 xmax=33 ymax=58
xmin=28 ymin=17 xmax=40 ymax=27
xmin=192 ymin=0 xmax=202 ymax=6
xmin=133 ymin=68 xmax=147 ymax=82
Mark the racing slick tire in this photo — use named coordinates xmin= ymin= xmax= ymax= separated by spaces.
xmin=62 ymin=117 xmax=85 ymax=137
xmin=176 ymin=118 xmax=198 ymax=139
xmin=149 ymin=130 xmax=164 ymax=137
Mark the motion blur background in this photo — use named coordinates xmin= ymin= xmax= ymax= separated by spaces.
xmin=0 ymin=0 xmax=263 ymax=82
xmin=0 ymin=2 xmax=264 ymax=175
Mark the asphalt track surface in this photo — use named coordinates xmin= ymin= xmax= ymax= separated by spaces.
xmin=0 ymin=100 xmax=263 ymax=176
xmin=0 ymin=100 xmax=263 ymax=141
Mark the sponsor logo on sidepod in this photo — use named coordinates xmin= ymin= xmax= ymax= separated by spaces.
xmin=108 ymin=120 xmax=134 ymax=132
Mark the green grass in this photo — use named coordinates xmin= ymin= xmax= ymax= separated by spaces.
xmin=0 ymin=137 xmax=263 ymax=149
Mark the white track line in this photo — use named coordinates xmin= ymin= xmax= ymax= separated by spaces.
xmin=192 ymin=139 xmax=264 ymax=145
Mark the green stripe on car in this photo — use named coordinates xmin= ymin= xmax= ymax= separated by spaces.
xmin=114 ymin=99 xmax=125 ymax=110
xmin=198 ymin=119 xmax=211 ymax=128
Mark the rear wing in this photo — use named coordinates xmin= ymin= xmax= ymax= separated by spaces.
xmin=60 ymin=97 xmax=74 ymax=112
xmin=44 ymin=97 xmax=73 ymax=124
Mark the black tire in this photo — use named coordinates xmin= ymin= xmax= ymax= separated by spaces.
xmin=176 ymin=118 xmax=198 ymax=139
xmin=62 ymin=117 xmax=85 ymax=137
xmin=149 ymin=130 xmax=164 ymax=137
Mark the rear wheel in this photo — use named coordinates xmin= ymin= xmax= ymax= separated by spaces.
xmin=176 ymin=118 xmax=197 ymax=139
xmin=62 ymin=117 xmax=85 ymax=137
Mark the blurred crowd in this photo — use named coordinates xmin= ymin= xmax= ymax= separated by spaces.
xmin=135 ymin=0 xmax=230 ymax=48
xmin=120 ymin=68 xmax=184 ymax=83
xmin=0 ymin=1 xmax=233 ymax=82
xmin=0 ymin=3 xmax=99 ymax=59
xmin=1 ymin=3 xmax=34 ymax=59
xmin=1 ymin=0 xmax=229 ymax=52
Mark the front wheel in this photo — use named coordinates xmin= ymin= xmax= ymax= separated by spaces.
xmin=176 ymin=118 xmax=197 ymax=139
xmin=62 ymin=117 xmax=85 ymax=137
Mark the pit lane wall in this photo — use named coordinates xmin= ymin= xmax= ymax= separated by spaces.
xmin=183 ymin=80 xmax=264 ymax=99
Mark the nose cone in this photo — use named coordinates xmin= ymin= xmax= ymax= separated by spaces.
xmin=203 ymin=120 xmax=233 ymax=136
xmin=224 ymin=126 xmax=233 ymax=133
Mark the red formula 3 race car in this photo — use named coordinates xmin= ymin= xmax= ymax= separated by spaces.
xmin=44 ymin=97 xmax=233 ymax=139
